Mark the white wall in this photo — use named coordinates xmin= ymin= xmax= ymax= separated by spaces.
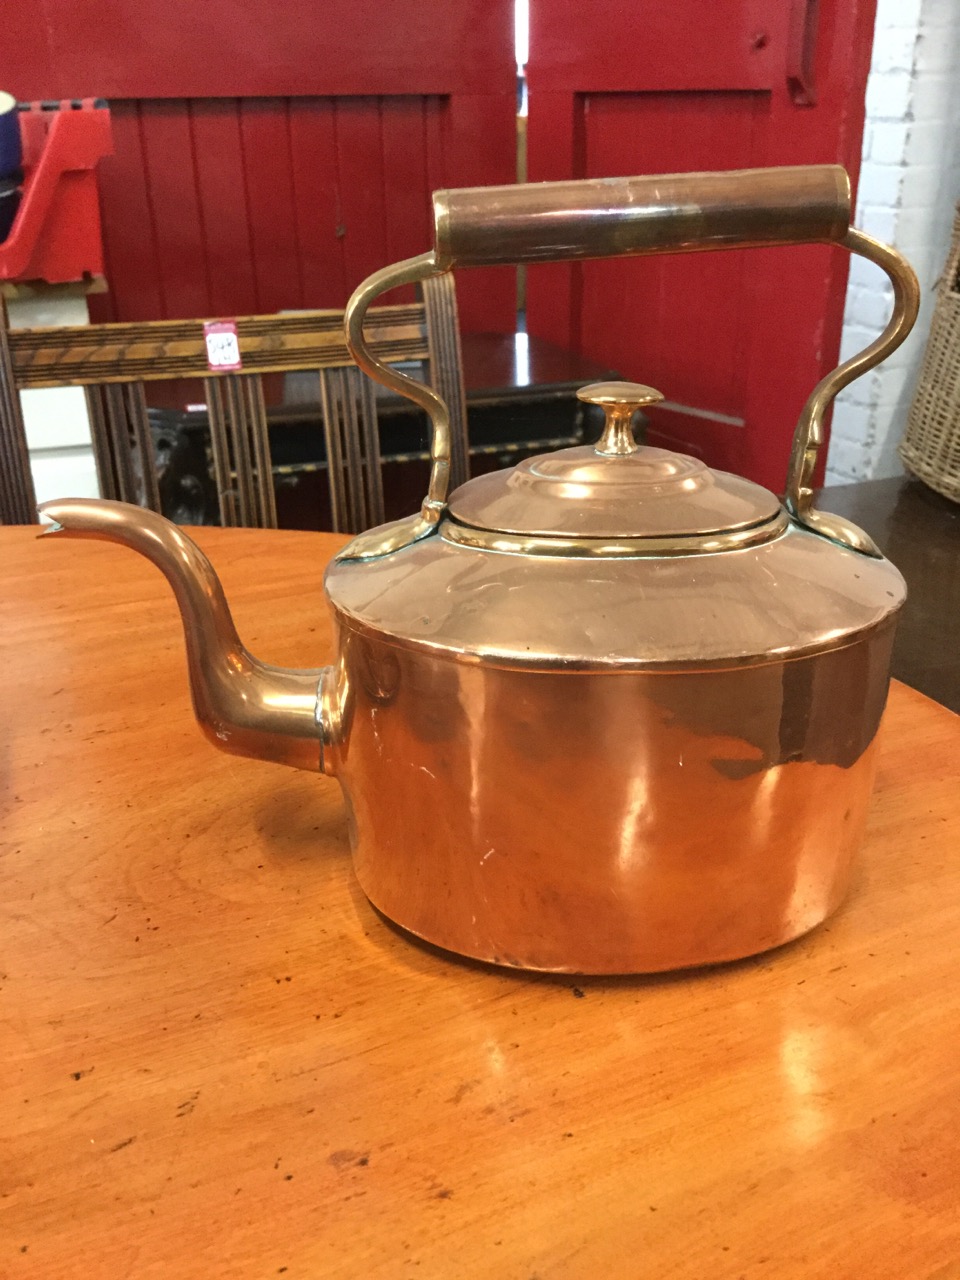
xmin=9 ymin=293 xmax=101 ymax=503
xmin=826 ymin=0 xmax=960 ymax=484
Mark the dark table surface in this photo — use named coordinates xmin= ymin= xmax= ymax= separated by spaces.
xmin=817 ymin=474 xmax=960 ymax=713
xmin=458 ymin=331 xmax=618 ymax=403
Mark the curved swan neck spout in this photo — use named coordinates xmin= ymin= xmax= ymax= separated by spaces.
xmin=39 ymin=499 xmax=324 ymax=771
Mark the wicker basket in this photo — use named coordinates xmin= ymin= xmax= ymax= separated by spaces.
xmin=899 ymin=205 xmax=960 ymax=502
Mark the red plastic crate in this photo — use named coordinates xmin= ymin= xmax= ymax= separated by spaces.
xmin=0 ymin=99 xmax=113 ymax=284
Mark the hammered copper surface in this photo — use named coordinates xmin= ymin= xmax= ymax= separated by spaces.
xmin=37 ymin=493 xmax=903 ymax=973
xmin=328 ymin=624 xmax=895 ymax=973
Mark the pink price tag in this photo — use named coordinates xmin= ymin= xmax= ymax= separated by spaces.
xmin=203 ymin=320 xmax=242 ymax=372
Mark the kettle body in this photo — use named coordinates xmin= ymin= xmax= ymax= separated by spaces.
xmin=41 ymin=164 xmax=918 ymax=973
xmin=330 ymin=610 xmax=899 ymax=974
xmin=322 ymin=511 xmax=903 ymax=972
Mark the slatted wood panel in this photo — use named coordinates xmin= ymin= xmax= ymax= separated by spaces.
xmin=88 ymin=97 xmax=459 ymax=326
xmin=318 ymin=367 xmax=385 ymax=533
xmin=101 ymin=91 xmax=514 ymax=332
xmin=85 ymin=381 xmax=161 ymax=511
xmin=525 ymin=0 xmax=877 ymax=490
xmin=205 ymin=375 xmax=277 ymax=528
xmin=0 ymin=297 xmax=36 ymax=525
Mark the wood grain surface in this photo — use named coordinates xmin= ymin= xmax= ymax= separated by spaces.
xmin=2 ymin=526 xmax=959 ymax=1280
xmin=7 ymin=305 xmax=431 ymax=388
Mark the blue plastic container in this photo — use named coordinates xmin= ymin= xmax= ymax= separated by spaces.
xmin=0 ymin=91 xmax=23 ymax=179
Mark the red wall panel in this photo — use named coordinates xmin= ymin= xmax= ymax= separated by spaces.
xmin=2 ymin=1 xmax=517 ymax=330
xmin=525 ymin=0 xmax=877 ymax=489
xmin=85 ymin=94 xmax=515 ymax=329
xmin=0 ymin=0 xmax=510 ymax=100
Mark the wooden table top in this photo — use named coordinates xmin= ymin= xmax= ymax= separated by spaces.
xmin=3 ymin=525 xmax=959 ymax=1279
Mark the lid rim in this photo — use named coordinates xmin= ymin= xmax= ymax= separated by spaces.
xmin=446 ymin=507 xmax=785 ymax=540
xmin=447 ymin=442 xmax=781 ymax=541
xmin=440 ymin=509 xmax=789 ymax=557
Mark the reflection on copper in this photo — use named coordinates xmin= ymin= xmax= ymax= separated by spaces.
xmin=340 ymin=632 xmax=894 ymax=973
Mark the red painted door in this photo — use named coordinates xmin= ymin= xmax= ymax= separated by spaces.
xmin=3 ymin=1 xmax=516 ymax=332
xmin=526 ymin=0 xmax=876 ymax=489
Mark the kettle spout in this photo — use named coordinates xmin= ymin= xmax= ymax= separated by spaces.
xmin=39 ymin=499 xmax=326 ymax=771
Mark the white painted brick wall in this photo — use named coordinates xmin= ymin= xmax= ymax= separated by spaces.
xmin=826 ymin=0 xmax=960 ymax=484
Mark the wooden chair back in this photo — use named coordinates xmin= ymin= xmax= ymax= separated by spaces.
xmin=0 ymin=296 xmax=37 ymax=524
xmin=0 ymin=276 xmax=467 ymax=530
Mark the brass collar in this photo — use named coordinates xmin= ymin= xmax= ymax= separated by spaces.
xmin=439 ymin=509 xmax=790 ymax=558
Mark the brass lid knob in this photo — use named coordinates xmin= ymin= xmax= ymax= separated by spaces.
xmin=577 ymin=381 xmax=664 ymax=456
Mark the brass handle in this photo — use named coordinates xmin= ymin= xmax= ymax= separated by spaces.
xmin=433 ymin=166 xmax=850 ymax=269
xmin=785 ymin=227 xmax=919 ymax=549
xmin=344 ymin=167 xmax=919 ymax=561
xmin=343 ymin=252 xmax=452 ymax=560
xmin=577 ymin=381 xmax=664 ymax=456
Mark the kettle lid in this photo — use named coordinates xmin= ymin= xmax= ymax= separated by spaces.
xmin=446 ymin=382 xmax=780 ymax=543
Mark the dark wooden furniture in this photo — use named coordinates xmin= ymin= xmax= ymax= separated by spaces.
xmin=0 ymin=294 xmax=35 ymax=523
xmin=151 ymin=330 xmax=620 ymax=529
xmin=456 ymin=330 xmax=620 ymax=454
xmin=818 ymin=475 xmax=960 ymax=713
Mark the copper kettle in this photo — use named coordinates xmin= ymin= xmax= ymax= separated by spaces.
xmin=42 ymin=165 xmax=919 ymax=973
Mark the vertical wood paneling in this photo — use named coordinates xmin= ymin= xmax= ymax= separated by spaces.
xmin=88 ymin=105 xmax=165 ymax=323
xmin=90 ymin=90 xmax=514 ymax=332
xmin=423 ymin=96 xmax=447 ymax=202
xmin=333 ymin=98 xmax=390 ymax=298
xmin=15 ymin=1 xmax=517 ymax=333
xmin=138 ymin=100 xmax=212 ymax=319
xmin=375 ymin=98 xmax=432 ymax=307
xmin=442 ymin=91 xmax=518 ymax=332
xmin=239 ymin=99 xmax=304 ymax=314
xmin=90 ymin=97 xmax=415 ymax=322
xmin=288 ymin=99 xmax=347 ymax=307
xmin=380 ymin=98 xmax=432 ymax=267
xmin=522 ymin=89 xmax=580 ymax=351
xmin=189 ymin=99 xmax=260 ymax=317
